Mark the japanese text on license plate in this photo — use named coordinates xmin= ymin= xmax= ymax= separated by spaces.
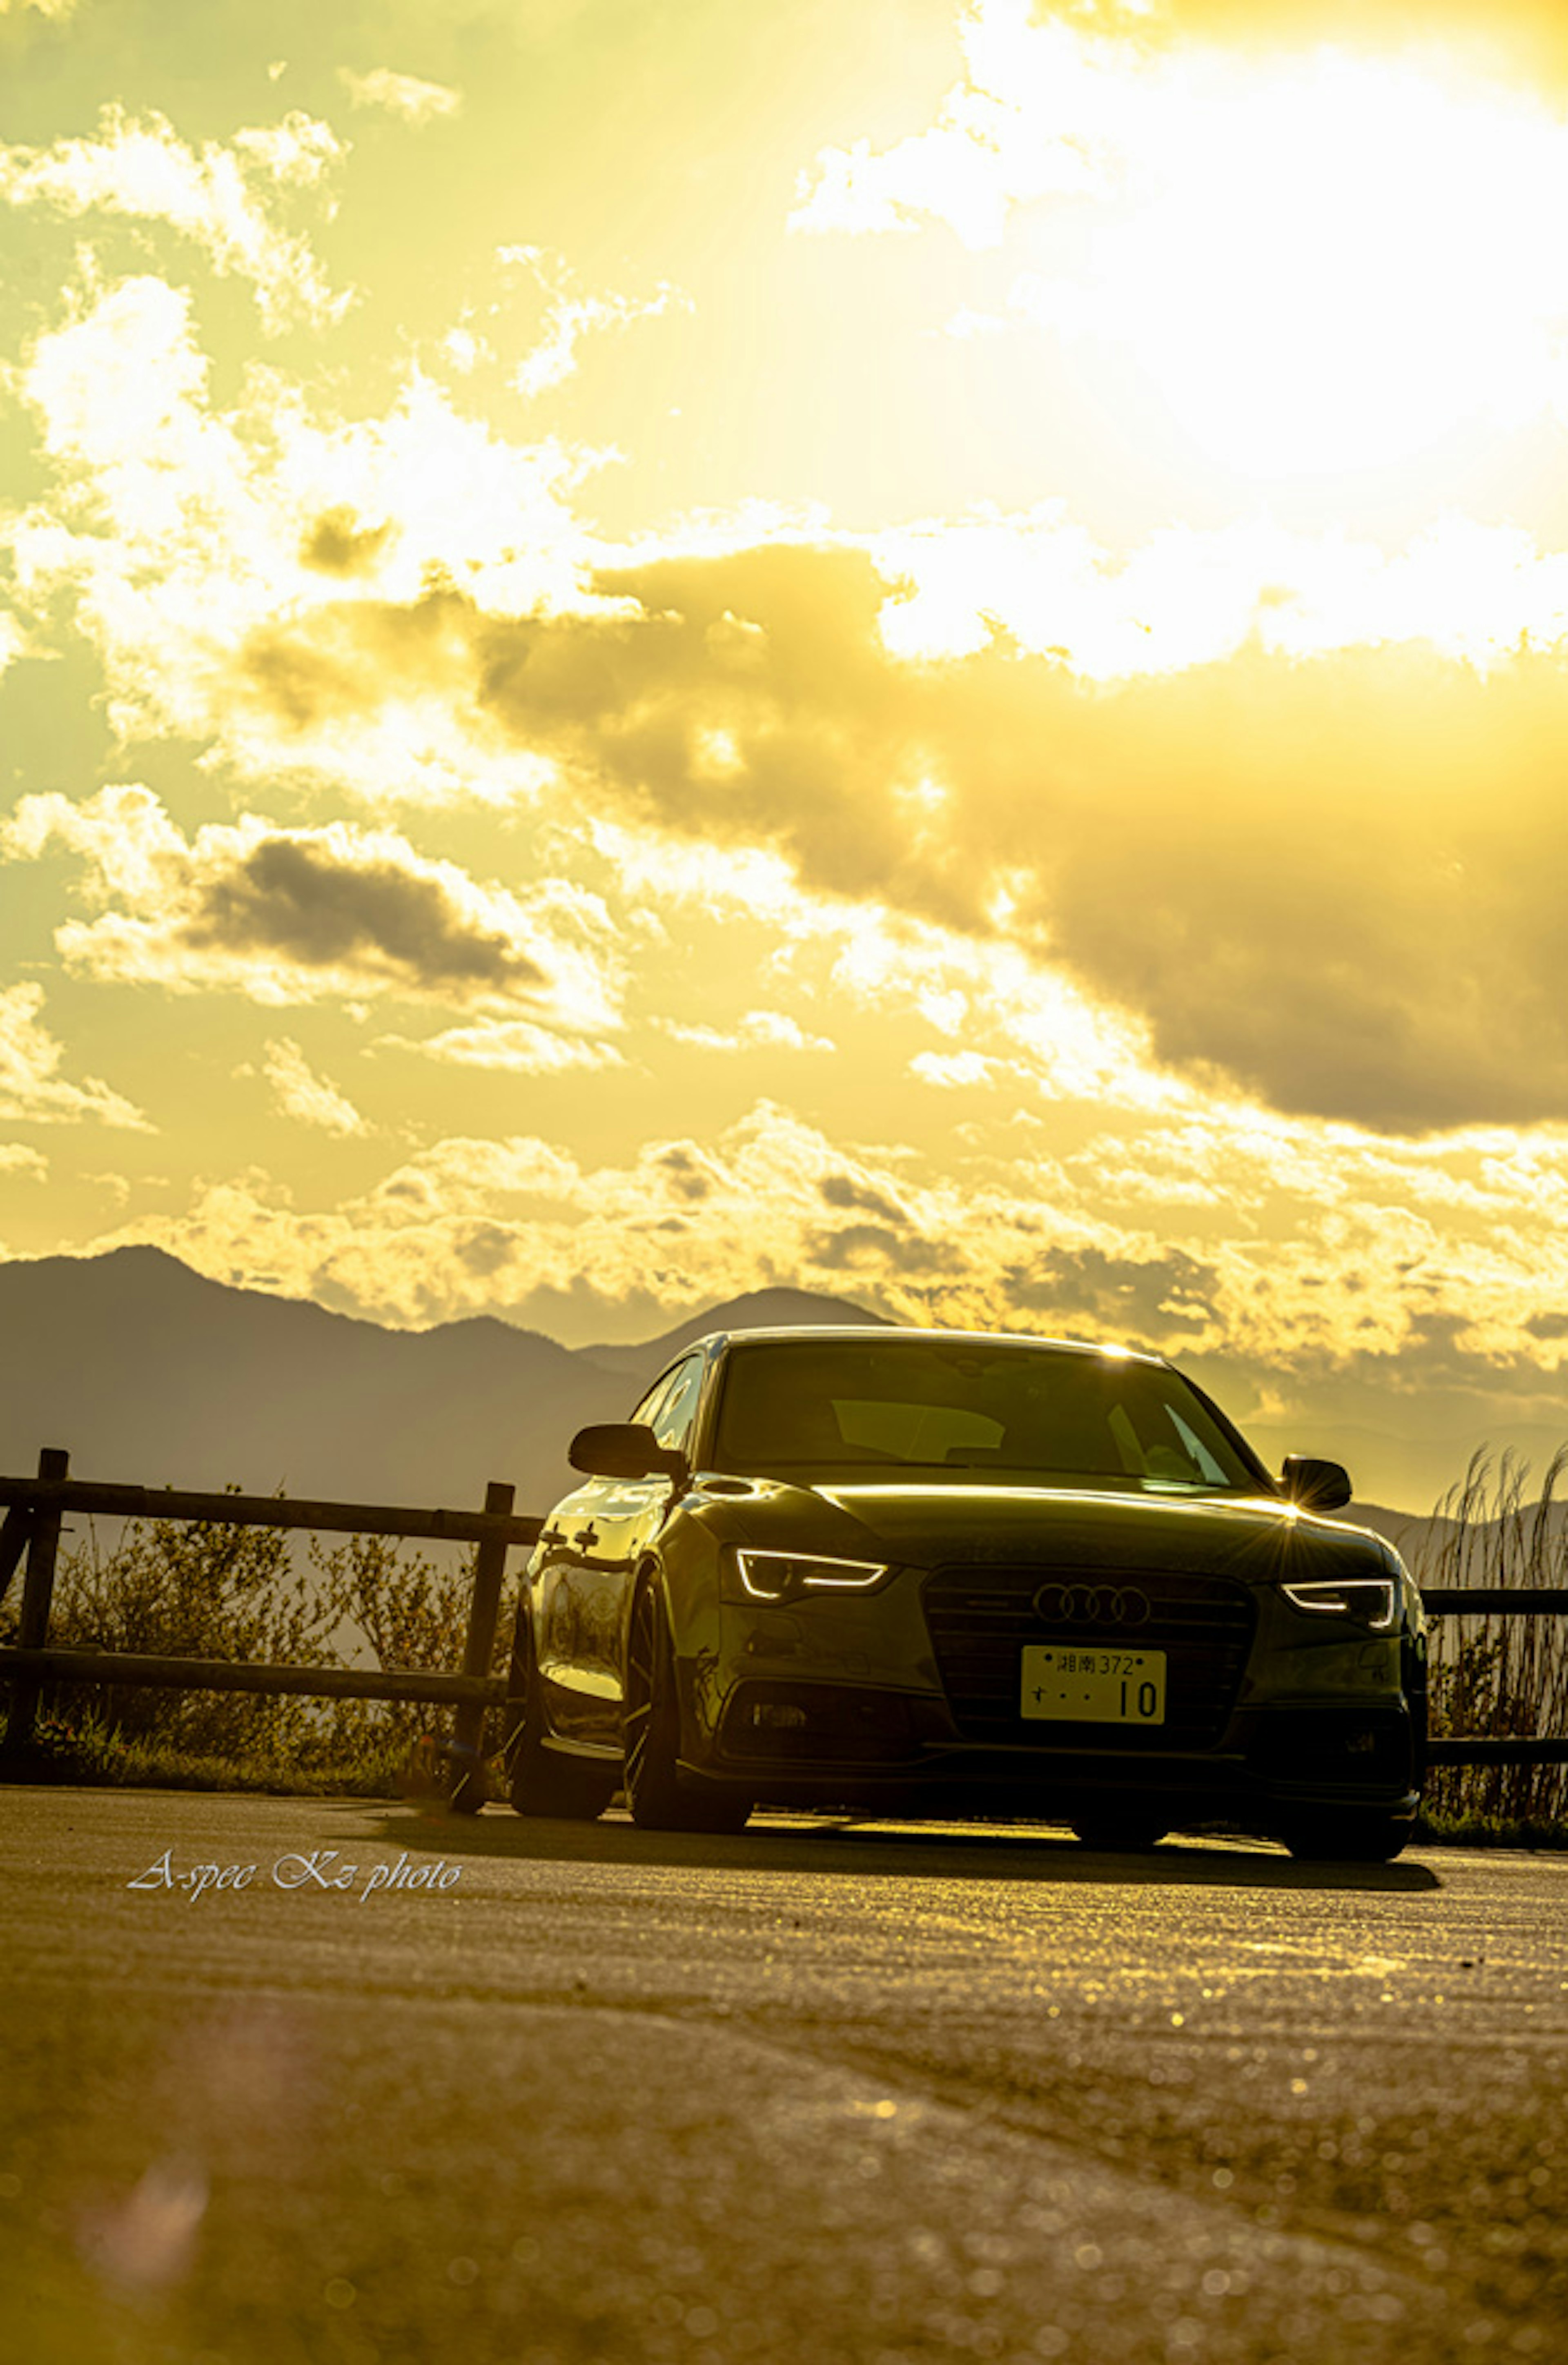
xmin=1020 ymin=1645 xmax=1167 ymax=1724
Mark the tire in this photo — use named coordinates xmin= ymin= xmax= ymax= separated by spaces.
xmin=1071 ymin=1814 xmax=1168 ymax=1853
xmin=502 ymin=1603 xmax=617 ymax=1822
xmin=624 ymin=1579 xmax=751 ymax=1835
xmin=1283 ymin=1813 xmax=1410 ymax=1864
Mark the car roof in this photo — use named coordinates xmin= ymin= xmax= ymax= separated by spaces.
xmin=686 ymin=1324 xmax=1167 ymax=1367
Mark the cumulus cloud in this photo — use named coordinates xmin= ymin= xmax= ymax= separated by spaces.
xmin=0 ymin=983 xmax=149 ymax=1129
xmin=0 ymin=1143 xmax=49 ymax=1179
xmin=382 ymin=1018 xmax=624 ymax=1073
xmin=1005 ymin=1243 xmax=1221 ymax=1339
xmin=789 ymin=5 xmax=1114 ymax=247
xmin=260 ymin=1038 xmax=365 ymax=1136
xmin=0 ymin=105 xmax=348 ymax=331
xmin=6 ymin=274 xmax=596 ymax=803
xmin=337 ymin=68 xmax=461 ymax=126
xmin=819 ymin=1172 xmax=911 ymax=1227
xmin=661 ymin=1009 xmax=834 ymax=1054
xmin=502 ymin=246 xmax=688 ymax=399
xmin=13 ymin=214 xmax=1568 ymax=1138
xmin=911 ymin=1050 xmax=999 ymax=1089
xmin=2 ymin=786 xmax=622 ymax=1031
xmin=219 ymin=532 xmax=1568 ymax=1131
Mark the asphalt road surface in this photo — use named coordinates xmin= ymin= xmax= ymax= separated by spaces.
xmin=1 ymin=1789 xmax=1564 ymax=2365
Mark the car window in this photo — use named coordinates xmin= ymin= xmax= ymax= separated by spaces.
xmin=630 ymin=1370 xmax=679 ymax=1431
xmin=712 ymin=1340 xmax=1261 ymax=1491
xmin=650 ymin=1354 xmax=704 ymax=1452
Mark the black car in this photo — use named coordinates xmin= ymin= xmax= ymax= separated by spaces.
xmin=501 ymin=1327 xmax=1427 ymax=1858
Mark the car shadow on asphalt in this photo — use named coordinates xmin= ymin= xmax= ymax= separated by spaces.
xmin=364 ymin=1804 xmax=1442 ymax=1891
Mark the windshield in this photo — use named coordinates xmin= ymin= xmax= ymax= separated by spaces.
xmin=711 ymin=1338 xmax=1265 ymax=1493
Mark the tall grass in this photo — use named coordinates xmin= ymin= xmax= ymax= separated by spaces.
xmin=1410 ymin=1448 xmax=1568 ymax=1829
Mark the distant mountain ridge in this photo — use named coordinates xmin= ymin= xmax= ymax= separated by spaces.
xmin=0 ymin=1246 xmax=882 ymax=1515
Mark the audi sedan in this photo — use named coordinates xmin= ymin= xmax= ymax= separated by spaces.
xmin=500 ymin=1327 xmax=1427 ymax=1859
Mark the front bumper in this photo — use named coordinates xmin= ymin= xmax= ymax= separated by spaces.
xmin=690 ymin=1567 xmax=1422 ymax=1832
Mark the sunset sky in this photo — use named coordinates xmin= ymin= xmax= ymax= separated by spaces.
xmin=5 ymin=0 xmax=1568 ymax=1503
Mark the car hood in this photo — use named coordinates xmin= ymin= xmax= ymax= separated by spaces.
xmin=731 ymin=1479 xmax=1401 ymax=1581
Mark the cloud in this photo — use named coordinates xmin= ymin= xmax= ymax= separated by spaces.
xmin=233 ymin=535 xmax=1568 ymax=1134
xmin=0 ymin=1142 xmax=49 ymax=1179
xmin=260 ymin=1038 xmax=366 ymax=1136
xmin=910 ymin=1050 xmax=998 ymax=1089
xmin=661 ymin=1009 xmax=834 ymax=1054
xmin=14 ymin=235 xmax=1568 ymax=1136
xmin=2 ymin=786 xmax=622 ymax=1030
xmin=6 ymin=274 xmax=596 ymax=804
xmin=820 ymin=1172 xmax=910 ymax=1227
xmin=0 ymin=105 xmax=348 ymax=332
xmin=0 ymin=983 xmax=149 ymax=1129
xmin=1004 ymin=1243 xmax=1221 ymax=1339
xmin=789 ymin=5 xmax=1113 ymax=248
xmin=501 ymin=246 xmax=688 ymax=399
xmin=337 ymin=68 xmax=461 ymax=126
xmin=381 ymin=1018 xmax=624 ymax=1073
xmin=300 ymin=507 xmax=395 ymax=578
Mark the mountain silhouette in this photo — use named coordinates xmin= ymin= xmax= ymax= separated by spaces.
xmin=0 ymin=1246 xmax=881 ymax=1515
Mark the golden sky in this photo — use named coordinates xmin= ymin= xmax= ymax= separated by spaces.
xmin=4 ymin=0 xmax=1568 ymax=1501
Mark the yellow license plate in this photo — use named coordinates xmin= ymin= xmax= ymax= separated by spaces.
xmin=1020 ymin=1645 xmax=1167 ymax=1725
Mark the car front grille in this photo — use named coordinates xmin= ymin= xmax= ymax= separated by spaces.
xmin=922 ymin=1563 xmax=1257 ymax=1750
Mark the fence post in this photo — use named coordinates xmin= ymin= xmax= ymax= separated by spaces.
xmin=2 ymin=1447 xmax=70 ymax=1756
xmin=447 ymin=1478 xmax=514 ymax=1812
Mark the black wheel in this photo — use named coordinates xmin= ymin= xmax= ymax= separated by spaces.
xmin=624 ymin=1579 xmax=751 ymax=1834
xmin=502 ymin=1603 xmax=617 ymax=1821
xmin=1284 ymin=1812 xmax=1410 ymax=1864
xmin=1072 ymin=1813 xmax=1168 ymax=1852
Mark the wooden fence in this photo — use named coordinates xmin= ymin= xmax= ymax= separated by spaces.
xmin=0 ymin=1448 xmax=541 ymax=1811
xmin=3 ymin=1449 xmax=1568 ymax=1797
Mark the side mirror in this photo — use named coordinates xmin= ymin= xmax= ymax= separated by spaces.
xmin=1281 ymin=1455 xmax=1353 ymax=1512
xmin=568 ymin=1422 xmax=685 ymax=1481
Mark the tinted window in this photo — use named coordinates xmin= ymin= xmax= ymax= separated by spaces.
xmin=712 ymin=1340 xmax=1260 ymax=1492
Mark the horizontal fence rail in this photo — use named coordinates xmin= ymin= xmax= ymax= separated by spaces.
xmin=1418 ymin=1587 xmax=1568 ymax=1766
xmin=1419 ymin=1589 xmax=1568 ymax=1616
xmin=0 ymin=1476 xmax=543 ymax=1548
xmin=1425 ymin=1736 xmax=1568 ymax=1766
xmin=0 ymin=1648 xmax=508 ymax=1708
xmin=0 ymin=1448 xmax=535 ymax=1809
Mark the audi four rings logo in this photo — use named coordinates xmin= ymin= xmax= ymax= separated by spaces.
xmin=1033 ymin=1582 xmax=1152 ymax=1627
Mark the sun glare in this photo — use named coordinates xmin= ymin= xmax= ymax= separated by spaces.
xmin=1021 ymin=45 xmax=1568 ymax=483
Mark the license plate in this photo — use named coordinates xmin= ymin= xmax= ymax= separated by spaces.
xmin=1020 ymin=1645 xmax=1167 ymax=1725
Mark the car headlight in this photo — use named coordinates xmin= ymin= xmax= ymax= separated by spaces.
xmin=735 ymin=1550 xmax=890 ymax=1601
xmin=1281 ymin=1577 xmax=1398 ymax=1631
